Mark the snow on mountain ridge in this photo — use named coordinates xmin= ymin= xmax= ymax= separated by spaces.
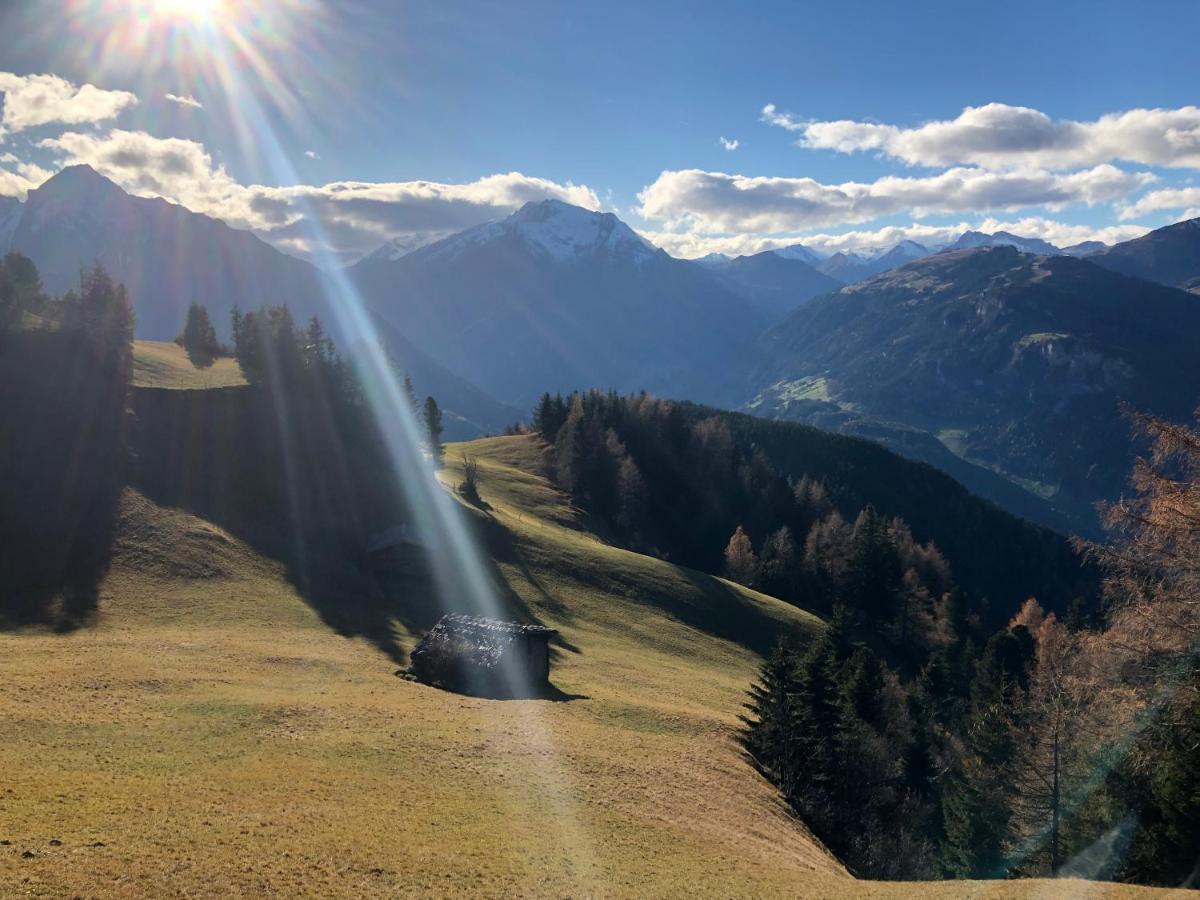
xmin=411 ymin=199 xmax=658 ymax=265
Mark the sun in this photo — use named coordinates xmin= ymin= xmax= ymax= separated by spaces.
xmin=144 ymin=0 xmax=227 ymax=24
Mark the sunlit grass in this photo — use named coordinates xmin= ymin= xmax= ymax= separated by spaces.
xmin=132 ymin=340 xmax=247 ymax=390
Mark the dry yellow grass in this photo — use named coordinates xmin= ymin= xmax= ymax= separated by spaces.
xmin=132 ymin=341 xmax=247 ymax=390
xmin=0 ymin=436 xmax=1179 ymax=897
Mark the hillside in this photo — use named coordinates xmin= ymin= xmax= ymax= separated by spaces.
xmin=0 ymin=436 xmax=842 ymax=895
xmin=2 ymin=435 xmax=1171 ymax=897
xmin=747 ymin=247 xmax=1200 ymax=534
xmin=0 ymin=435 xmax=1169 ymax=895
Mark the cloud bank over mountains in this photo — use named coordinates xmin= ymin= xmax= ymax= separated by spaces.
xmin=762 ymin=102 xmax=1200 ymax=170
xmin=637 ymin=165 xmax=1151 ymax=233
xmin=36 ymin=127 xmax=601 ymax=264
xmin=0 ymin=70 xmax=1196 ymax=261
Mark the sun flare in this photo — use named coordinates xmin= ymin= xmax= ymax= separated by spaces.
xmin=144 ymin=0 xmax=227 ymax=22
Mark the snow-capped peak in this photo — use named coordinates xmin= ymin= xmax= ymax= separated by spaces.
xmin=415 ymin=199 xmax=659 ymax=265
xmin=506 ymin=199 xmax=658 ymax=262
xmin=773 ymin=243 xmax=825 ymax=266
xmin=952 ymin=230 xmax=1060 ymax=255
xmin=364 ymin=231 xmax=454 ymax=263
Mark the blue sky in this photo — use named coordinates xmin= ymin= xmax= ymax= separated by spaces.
xmin=1 ymin=0 xmax=1198 ymax=262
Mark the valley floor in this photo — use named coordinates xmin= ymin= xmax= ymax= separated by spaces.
xmin=0 ymin=437 xmax=1177 ymax=897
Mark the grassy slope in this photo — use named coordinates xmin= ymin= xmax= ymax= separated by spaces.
xmin=132 ymin=340 xmax=247 ymax=390
xmin=0 ymin=435 xmax=1172 ymax=897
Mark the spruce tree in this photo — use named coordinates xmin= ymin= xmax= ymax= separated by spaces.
xmin=846 ymin=505 xmax=902 ymax=624
xmin=423 ymin=396 xmax=444 ymax=467
xmin=179 ymin=303 xmax=220 ymax=367
xmin=404 ymin=372 xmax=417 ymax=412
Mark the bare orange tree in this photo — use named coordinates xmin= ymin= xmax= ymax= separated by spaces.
xmin=1080 ymin=409 xmax=1200 ymax=682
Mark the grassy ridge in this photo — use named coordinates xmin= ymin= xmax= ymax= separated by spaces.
xmin=132 ymin=340 xmax=247 ymax=390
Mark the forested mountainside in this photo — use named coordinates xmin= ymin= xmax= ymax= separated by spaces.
xmin=746 ymin=246 xmax=1200 ymax=534
xmin=527 ymin=390 xmax=1093 ymax=630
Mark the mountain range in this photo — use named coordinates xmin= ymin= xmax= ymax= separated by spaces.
xmin=6 ymin=163 xmax=1200 ymax=535
xmin=3 ymin=166 xmax=519 ymax=439
xmin=346 ymin=198 xmax=766 ymax=406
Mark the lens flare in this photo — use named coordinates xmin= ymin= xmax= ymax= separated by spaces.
xmin=139 ymin=0 xmax=227 ymax=24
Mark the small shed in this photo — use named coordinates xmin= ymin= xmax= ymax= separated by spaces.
xmin=409 ymin=614 xmax=557 ymax=695
xmin=365 ymin=523 xmax=428 ymax=570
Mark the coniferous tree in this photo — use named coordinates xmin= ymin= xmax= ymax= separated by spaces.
xmin=533 ymin=392 xmax=568 ymax=441
xmin=423 ymin=396 xmax=444 ymax=467
xmin=403 ymin=372 xmax=417 ymax=412
xmin=63 ymin=263 xmax=135 ymax=375
xmin=178 ymin=302 xmax=220 ymax=367
xmin=741 ymin=639 xmax=805 ymax=799
xmin=758 ymin=525 xmax=800 ymax=600
xmin=845 ymin=504 xmax=901 ymax=627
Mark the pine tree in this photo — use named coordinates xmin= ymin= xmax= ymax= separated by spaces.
xmin=178 ymin=303 xmax=220 ymax=367
xmin=423 ymin=396 xmax=444 ymax=467
xmin=403 ymin=372 xmax=417 ymax=412
xmin=741 ymin=639 xmax=804 ymax=798
xmin=533 ymin=392 xmax=562 ymax=441
xmin=758 ymin=525 xmax=799 ymax=599
xmin=845 ymin=504 xmax=901 ymax=627
xmin=63 ymin=264 xmax=135 ymax=376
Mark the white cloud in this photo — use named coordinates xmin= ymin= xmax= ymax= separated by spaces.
xmin=1119 ymin=186 xmax=1200 ymax=219
xmin=719 ymin=136 xmax=739 ymax=151
xmin=637 ymin=165 xmax=1152 ymax=234
xmin=765 ymin=102 xmax=1200 ymax=171
xmin=0 ymin=71 xmax=136 ymax=139
xmin=0 ymin=152 xmax=53 ymax=199
xmin=164 ymin=93 xmax=203 ymax=110
xmin=37 ymin=128 xmax=602 ymax=263
xmin=304 ymin=150 xmax=320 ymax=160
xmin=640 ymin=217 xmax=1151 ymax=260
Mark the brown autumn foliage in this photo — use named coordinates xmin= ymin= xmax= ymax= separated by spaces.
xmin=1078 ymin=408 xmax=1200 ymax=693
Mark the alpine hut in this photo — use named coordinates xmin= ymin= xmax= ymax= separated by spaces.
xmin=409 ymin=614 xmax=557 ymax=695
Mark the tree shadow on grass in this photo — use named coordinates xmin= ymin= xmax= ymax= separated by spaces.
xmin=129 ymin=383 xmax=575 ymax=666
xmin=0 ymin=331 xmax=126 ymax=633
xmin=671 ymin=566 xmax=803 ymax=659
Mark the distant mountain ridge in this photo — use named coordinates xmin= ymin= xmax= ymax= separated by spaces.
xmin=1090 ymin=216 xmax=1200 ymax=290
xmin=348 ymin=199 xmax=766 ymax=407
xmin=950 ymin=230 xmax=1060 ymax=255
xmin=697 ymin=250 xmax=844 ymax=321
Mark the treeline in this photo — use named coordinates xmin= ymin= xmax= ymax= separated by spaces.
xmin=531 ymin=390 xmax=1088 ymax=627
xmin=0 ymin=254 xmax=133 ymax=626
